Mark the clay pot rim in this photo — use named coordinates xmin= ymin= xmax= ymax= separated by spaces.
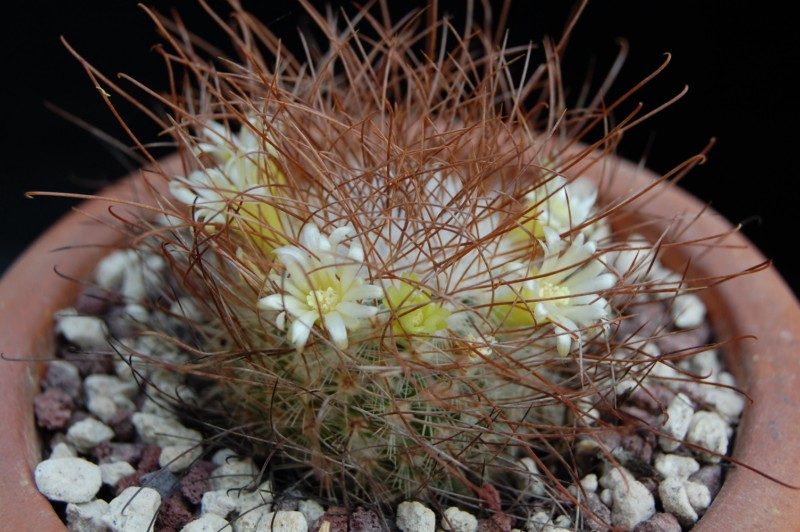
xmin=1 ymin=153 xmax=799 ymax=530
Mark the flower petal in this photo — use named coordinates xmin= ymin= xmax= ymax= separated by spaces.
xmin=323 ymin=312 xmax=349 ymax=349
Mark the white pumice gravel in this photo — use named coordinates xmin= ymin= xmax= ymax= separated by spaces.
xmin=232 ymin=507 xmax=271 ymax=532
xmin=66 ymin=499 xmax=109 ymax=532
xmin=100 ymin=461 xmax=137 ymax=487
xmin=297 ymin=499 xmax=325 ymax=526
xmin=234 ymin=480 xmax=274 ymax=515
xmin=131 ymin=412 xmax=203 ymax=448
xmin=659 ymin=393 xmax=695 ymax=452
xmin=396 ymin=501 xmax=436 ymax=532
xmin=35 ymin=457 xmax=103 ymax=503
xmin=202 ymin=489 xmax=238 ymax=518
xmin=34 ymin=242 xmax=743 ymax=532
xmin=102 ymin=486 xmax=162 ymax=532
xmin=210 ymin=457 xmax=260 ymax=493
xmin=50 ymin=441 xmax=78 ymax=459
xmin=182 ymin=513 xmax=233 ymax=531
xmin=66 ymin=417 xmax=116 ymax=452
xmin=257 ymin=510 xmax=308 ymax=532
xmin=600 ymin=465 xmax=656 ymax=529
xmin=159 ymin=443 xmax=204 ymax=473
xmin=654 ymin=453 xmax=700 ymax=481
xmin=685 ymin=480 xmax=712 ymax=512
xmin=671 ymin=293 xmax=706 ymax=329
xmin=686 ymin=411 xmax=730 ymax=463
xmin=515 ymin=457 xmax=547 ymax=497
xmin=441 ymin=506 xmax=478 ymax=532
xmin=659 ymin=477 xmax=700 ymax=527
xmin=56 ymin=309 xmax=109 ymax=349
xmin=85 ymin=374 xmax=140 ymax=401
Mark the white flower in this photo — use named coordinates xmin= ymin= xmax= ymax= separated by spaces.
xmin=169 ymin=119 xmax=284 ymax=228
xmin=258 ymin=224 xmax=382 ymax=351
xmin=517 ymin=174 xmax=598 ymax=239
xmin=498 ymin=228 xmax=616 ymax=355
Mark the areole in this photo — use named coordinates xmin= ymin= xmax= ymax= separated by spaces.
xmin=1 ymin=152 xmax=799 ymax=530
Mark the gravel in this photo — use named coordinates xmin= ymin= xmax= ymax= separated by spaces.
xmin=31 ymin=249 xmax=744 ymax=531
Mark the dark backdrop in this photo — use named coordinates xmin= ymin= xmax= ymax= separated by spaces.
xmin=3 ymin=1 xmax=797 ymax=293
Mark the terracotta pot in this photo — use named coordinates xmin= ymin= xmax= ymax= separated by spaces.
xmin=1 ymin=153 xmax=798 ymax=530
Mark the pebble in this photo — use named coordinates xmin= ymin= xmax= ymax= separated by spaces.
xmin=258 ymin=511 xmax=308 ymax=531
xmin=600 ymin=466 xmax=655 ymax=529
xmin=580 ymin=473 xmax=599 ymax=493
xmin=202 ymin=489 xmax=238 ymax=518
xmin=396 ymin=501 xmax=435 ymax=532
xmin=34 ymin=387 xmax=74 ymax=430
xmin=182 ymin=513 xmax=233 ymax=531
xmin=442 ymin=507 xmax=478 ymax=532
xmin=233 ymin=506 xmax=271 ymax=532
xmin=686 ymin=411 xmax=729 ymax=463
xmin=85 ymin=374 xmax=140 ymax=401
xmin=689 ymin=465 xmax=723 ymax=498
xmin=671 ymin=293 xmax=706 ymax=329
xmin=140 ymin=467 xmax=181 ymax=500
xmin=515 ymin=457 xmax=547 ymax=497
xmin=100 ymin=461 xmax=137 ymax=487
xmin=66 ymin=499 xmax=109 ymax=532
xmin=235 ymin=480 xmax=275 ymax=517
xmin=158 ymin=494 xmax=195 ymax=530
xmin=298 ymin=500 xmax=325 ymax=526
xmin=50 ymin=441 xmax=78 ymax=459
xmin=684 ymin=481 xmax=712 ymax=513
xmin=67 ymin=417 xmax=115 ymax=452
xmin=43 ymin=360 xmax=82 ymax=399
xmin=210 ymin=457 xmax=259 ymax=493
xmin=35 ymin=457 xmax=102 ymax=503
xmin=658 ymin=478 xmax=698 ymax=527
xmin=56 ymin=309 xmax=109 ymax=349
xmin=351 ymin=508 xmax=382 ymax=531
xmin=131 ymin=412 xmax=202 ymax=448
xmin=160 ymin=443 xmax=204 ymax=473
xmin=658 ymin=393 xmax=694 ymax=452
xmin=654 ymin=454 xmax=700 ymax=481
xmin=102 ymin=486 xmax=162 ymax=532
xmin=632 ymin=512 xmax=681 ymax=532
xmin=95 ymin=250 xmax=131 ymax=291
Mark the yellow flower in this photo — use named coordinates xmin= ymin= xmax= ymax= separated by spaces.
xmin=384 ymin=275 xmax=451 ymax=337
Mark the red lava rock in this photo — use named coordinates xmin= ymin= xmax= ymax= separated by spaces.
xmin=349 ymin=507 xmax=382 ymax=531
xmin=633 ymin=512 xmax=681 ymax=532
xmin=116 ymin=471 xmax=144 ymax=496
xmin=74 ymin=285 xmax=119 ymax=316
xmin=34 ymin=388 xmax=74 ymax=430
xmin=138 ymin=444 xmax=162 ymax=473
xmin=180 ymin=462 xmax=213 ymax=505
xmin=107 ymin=408 xmax=135 ymax=441
xmin=616 ymin=302 xmax=670 ymax=341
xmin=156 ymin=494 xmax=195 ymax=532
xmin=310 ymin=507 xmax=349 ymax=532
xmin=655 ymin=322 xmax=711 ymax=357
xmin=42 ymin=361 xmax=82 ymax=399
xmin=477 ymin=514 xmax=512 ymax=532
xmin=91 ymin=442 xmax=144 ymax=465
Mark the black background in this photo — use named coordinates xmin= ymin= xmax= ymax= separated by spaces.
xmin=3 ymin=2 xmax=798 ymax=293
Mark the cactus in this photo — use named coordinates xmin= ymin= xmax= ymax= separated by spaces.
xmin=55 ymin=1 xmax=745 ymax=518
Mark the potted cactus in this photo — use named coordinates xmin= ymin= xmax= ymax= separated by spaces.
xmin=2 ymin=2 xmax=799 ymax=530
